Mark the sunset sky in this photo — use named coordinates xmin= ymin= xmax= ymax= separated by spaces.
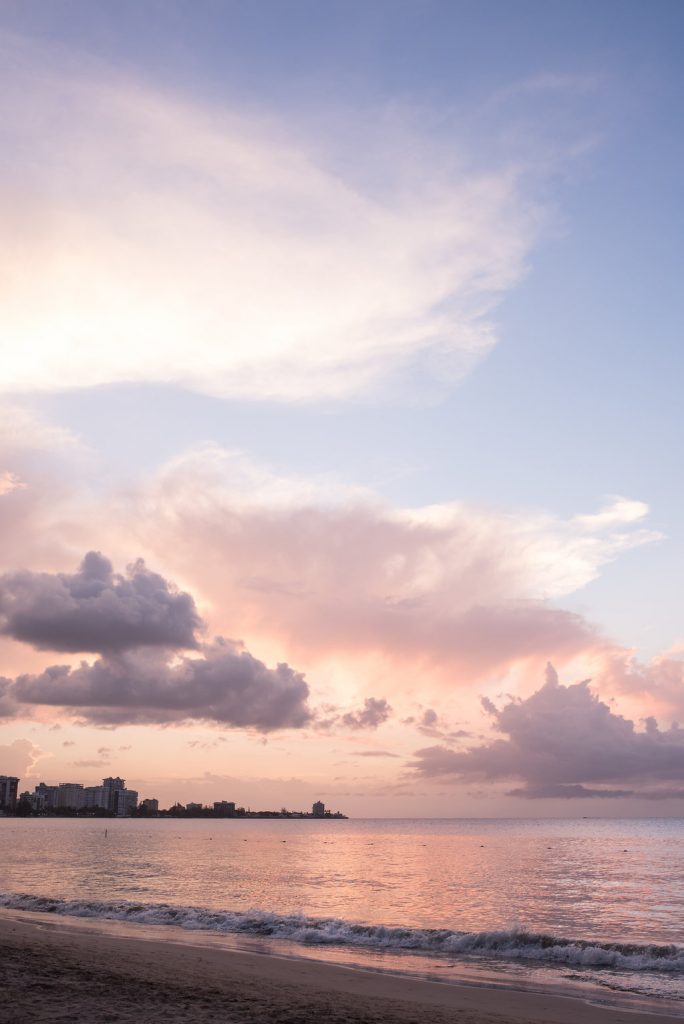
xmin=1 ymin=0 xmax=683 ymax=816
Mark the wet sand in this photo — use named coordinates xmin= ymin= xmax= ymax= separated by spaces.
xmin=0 ymin=909 xmax=680 ymax=1024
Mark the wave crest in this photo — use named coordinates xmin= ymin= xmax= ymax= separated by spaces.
xmin=1 ymin=892 xmax=682 ymax=973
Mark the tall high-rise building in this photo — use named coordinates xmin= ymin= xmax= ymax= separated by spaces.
xmin=102 ymin=777 xmax=126 ymax=813
xmin=30 ymin=775 xmax=137 ymax=814
xmin=115 ymin=789 xmax=138 ymax=816
xmin=57 ymin=783 xmax=86 ymax=811
xmin=84 ymin=785 xmax=109 ymax=809
xmin=0 ymin=776 xmax=19 ymax=813
xmin=312 ymin=800 xmax=325 ymax=817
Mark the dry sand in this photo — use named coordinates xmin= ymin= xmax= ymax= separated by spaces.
xmin=0 ymin=909 xmax=680 ymax=1024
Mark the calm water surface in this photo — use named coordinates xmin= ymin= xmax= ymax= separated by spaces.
xmin=2 ymin=817 xmax=683 ymax=1012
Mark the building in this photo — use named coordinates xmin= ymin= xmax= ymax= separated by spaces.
xmin=115 ymin=789 xmax=138 ymax=817
xmin=102 ymin=777 xmax=126 ymax=813
xmin=0 ymin=776 xmax=19 ymax=813
xmin=84 ymin=785 xmax=109 ymax=810
xmin=140 ymin=798 xmax=159 ymax=815
xmin=30 ymin=775 xmax=137 ymax=814
xmin=186 ymin=802 xmax=203 ymax=812
xmin=57 ymin=783 xmax=86 ymax=811
xmin=213 ymin=800 xmax=236 ymax=816
xmin=31 ymin=782 xmax=59 ymax=812
xmin=312 ymin=800 xmax=325 ymax=817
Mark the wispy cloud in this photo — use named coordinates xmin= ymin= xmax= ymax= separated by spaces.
xmin=0 ymin=471 xmax=24 ymax=497
xmin=0 ymin=34 xmax=551 ymax=404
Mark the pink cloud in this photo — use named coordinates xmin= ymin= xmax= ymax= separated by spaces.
xmin=596 ymin=650 xmax=684 ymax=721
xmin=0 ymin=422 xmax=672 ymax=732
xmin=126 ymin=450 xmax=633 ymax=693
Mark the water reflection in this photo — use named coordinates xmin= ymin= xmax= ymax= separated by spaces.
xmin=1 ymin=817 xmax=683 ymax=944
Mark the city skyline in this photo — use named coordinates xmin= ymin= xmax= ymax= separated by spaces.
xmin=1 ymin=1 xmax=683 ymax=817
xmin=0 ymin=770 xmax=343 ymax=820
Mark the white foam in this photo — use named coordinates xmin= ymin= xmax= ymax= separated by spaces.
xmin=2 ymin=892 xmax=682 ymax=973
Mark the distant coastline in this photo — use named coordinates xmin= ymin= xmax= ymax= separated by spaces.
xmin=1 ymin=774 xmax=346 ymax=819
xmin=2 ymin=808 xmax=349 ymax=820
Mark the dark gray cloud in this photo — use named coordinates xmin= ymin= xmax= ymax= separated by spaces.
xmin=0 ymin=676 xmax=19 ymax=719
xmin=0 ymin=551 xmax=201 ymax=653
xmin=12 ymin=638 xmax=311 ymax=731
xmin=341 ymin=697 xmax=392 ymax=730
xmin=412 ymin=664 xmax=684 ymax=798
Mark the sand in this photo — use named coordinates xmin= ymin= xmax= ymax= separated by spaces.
xmin=0 ymin=909 xmax=680 ymax=1024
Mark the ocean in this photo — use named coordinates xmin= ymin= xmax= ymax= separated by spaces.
xmin=1 ymin=817 xmax=682 ymax=1015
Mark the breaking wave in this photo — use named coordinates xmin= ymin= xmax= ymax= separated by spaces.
xmin=2 ymin=892 xmax=682 ymax=974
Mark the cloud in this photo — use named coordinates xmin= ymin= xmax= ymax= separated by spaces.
xmin=358 ymin=750 xmax=400 ymax=758
xmin=0 ymin=551 xmax=202 ymax=653
xmin=413 ymin=708 xmax=472 ymax=741
xmin=0 ymin=34 xmax=551 ymax=404
xmin=507 ymin=784 xmax=684 ymax=800
xmin=72 ymin=759 xmax=110 ymax=768
xmin=0 ymin=404 xmax=83 ymax=459
xmin=0 ymin=407 xmax=89 ymax=580
xmin=599 ymin=651 xmax=684 ymax=720
xmin=136 ymin=449 xmax=658 ymax=684
xmin=0 ymin=416 xmax=663 ymax=715
xmin=0 ymin=471 xmax=24 ymax=497
xmin=411 ymin=664 xmax=684 ymax=798
xmin=0 ymin=738 xmax=45 ymax=778
xmin=0 ymin=676 xmax=19 ymax=720
xmin=11 ymin=638 xmax=311 ymax=731
xmin=0 ymin=422 xmax=669 ymax=743
xmin=340 ymin=698 xmax=393 ymax=730
xmin=507 ymin=784 xmax=635 ymax=799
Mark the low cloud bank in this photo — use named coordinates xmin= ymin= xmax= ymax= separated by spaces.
xmin=412 ymin=664 xmax=684 ymax=798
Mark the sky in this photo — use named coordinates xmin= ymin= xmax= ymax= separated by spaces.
xmin=1 ymin=0 xmax=683 ymax=816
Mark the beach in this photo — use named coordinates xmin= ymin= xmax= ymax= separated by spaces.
xmin=1 ymin=909 xmax=681 ymax=1024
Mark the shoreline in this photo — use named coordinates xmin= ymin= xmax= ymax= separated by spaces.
xmin=1 ymin=909 xmax=682 ymax=1024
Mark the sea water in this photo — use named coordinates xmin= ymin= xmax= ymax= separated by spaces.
xmin=1 ymin=817 xmax=682 ymax=1014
